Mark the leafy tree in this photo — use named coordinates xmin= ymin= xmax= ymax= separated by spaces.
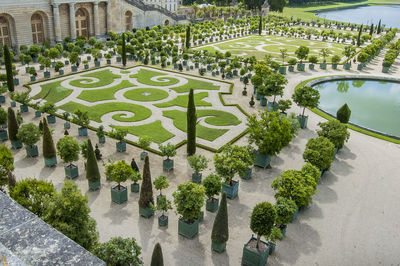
xmin=153 ymin=175 xmax=169 ymax=196
xmin=40 ymin=102 xmax=57 ymax=114
xmin=277 ymin=99 xmax=292 ymax=114
xmin=303 ymin=136 xmax=335 ymax=171
xmin=301 ymin=162 xmax=321 ymax=183
xmin=93 ymin=237 xmax=142 ymax=266
xmin=274 ymin=197 xmax=298 ymax=227
xmin=56 ymin=136 xmax=80 ymax=166
xmin=158 ymin=143 xmax=176 ymax=160
xmin=109 ymin=128 xmax=128 ymax=142
xmin=49 ymin=47 xmax=60 ymax=63
xmin=42 ymin=118 xmax=56 ymax=159
xmin=0 ymin=144 xmax=14 ymax=192
xmin=258 ymin=72 xmax=287 ymax=104
xmin=308 ymin=55 xmax=318 ymax=64
xmin=4 ymin=45 xmax=14 ymax=92
xmin=319 ymin=48 xmax=330 ymax=63
xmin=337 ymin=103 xmax=351 ymax=123
xmin=173 ymin=182 xmax=205 ymax=223
xmin=280 ymin=48 xmax=288 ymax=64
xmin=7 ymin=107 xmax=19 ymax=142
xmin=295 ymin=46 xmax=310 ymax=63
xmin=317 ymin=120 xmax=350 ymax=149
xmin=16 ymin=123 xmax=41 ymax=147
xmin=86 ymin=139 xmax=101 ymax=183
xmin=187 ymin=89 xmax=196 ymax=155
xmin=250 ymin=202 xmax=276 ymax=249
xmin=138 ymin=136 xmax=151 ymax=153
xmin=44 ymin=180 xmax=99 ymax=251
xmin=106 ymin=160 xmax=133 ymax=189
xmin=139 ymin=156 xmax=154 ymax=209
xmin=150 ymin=243 xmax=163 ymax=266
xmin=269 ymin=0 xmax=286 ymax=12
xmin=271 ymin=169 xmax=317 ymax=208
xmin=292 ymin=86 xmax=320 ymax=117
xmin=10 ymin=179 xmax=56 ymax=218
xmin=188 ymin=154 xmax=208 ymax=174
xmin=0 ymin=107 xmax=7 ymax=125
xmin=211 ymin=192 xmax=228 ymax=245
xmin=202 ymin=174 xmax=222 ymax=200
xmin=72 ymin=109 xmax=90 ymax=128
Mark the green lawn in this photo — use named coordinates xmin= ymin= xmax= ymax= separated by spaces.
xmin=77 ymin=80 xmax=135 ymax=102
xmin=113 ymin=121 xmax=175 ymax=144
xmin=171 ymin=77 xmax=220 ymax=93
xmin=69 ymin=69 xmax=121 ymax=88
xmin=124 ymin=88 xmax=169 ymax=102
xmin=130 ymin=69 xmax=180 ymax=86
xmin=32 ymin=79 xmax=73 ymax=103
xmin=155 ymin=92 xmax=211 ymax=108
xmin=59 ymin=101 xmax=152 ymax=123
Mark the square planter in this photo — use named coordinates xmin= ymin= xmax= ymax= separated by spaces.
xmin=47 ymin=114 xmax=56 ymax=124
xmin=111 ymin=185 xmax=128 ymax=204
xmin=297 ymin=115 xmax=308 ymax=129
xmin=78 ymin=127 xmax=88 ymax=136
xmin=309 ymin=64 xmax=315 ymax=70
xmin=140 ymin=151 xmax=148 ymax=160
xmin=222 ymin=181 xmax=239 ymax=199
xmin=95 ymin=61 xmax=101 ymax=67
xmin=320 ymin=62 xmax=327 ymax=69
xmin=20 ymin=104 xmax=28 ymax=113
xmin=139 ymin=207 xmax=154 ymax=218
xmin=212 ymin=241 xmax=226 ymax=253
xmin=89 ymin=180 xmax=101 ymax=191
xmin=344 ymin=63 xmax=351 ymax=70
xmin=242 ymin=237 xmax=270 ymax=266
xmin=297 ymin=63 xmax=305 ymax=71
xmin=290 ymin=208 xmax=299 ymax=222
xmin=30 ymin=76 xmax=36 ymax=82
xmin=240 ymin=168 xmax=252 ymax=180
xmin=268 ymin=242 xmax=276 ymax=255
xmin=178 ymin=218 xmax=199 ymax=239
xmin=382 ymin=66 xmax=390 ymax=73
xmin=26 ymin=145 xmax=39 ymax=157
xmin=44 ymin=72 xmax=50 ymax=78
xmin=163 ymin=159 xmax=174 ymax=171
xmin=44 ymin=156 xmax=57 ymax=167
xmin=0 ymin=95 xmax=5 ymax=103
xmin=35 ymin=111 xmax=41 ymax=117
xmin=84 ymin=64 xmax=89 ymax=70
xmin=192 ymin=172 xmax=202 ymax=184
xmin=64 ymin=122 xmax=70 ymax=129
xmin=99 ymin=136 xmax=106 ymax=143
xmin=71 ymin=66 xmax=78 ymax=72
xmin=11 ymin=140 xmax=22 ymax=149
xmin=267 ymin=102 xmax=278 ymax=112
xmin=116 ymin=57 xmax=122 ymax=62
xmin=13 ymin=78 xmax=19 ymax=86
xmin=279 ymin=66 xmax=286 ymax=74
xmin=116 ymin=141 xmax=126 ymax=152
xmin=106 ymin=60 xmax=111 ymax=65
xmin=0 ymin=130 xmax=8 ymax=141
xmin=131 ymin=183 xmax=140 ymax=193
xmin=357 ymin=64 xmax=363 ymax=70
xmin=59 ymin=70 xmax=64 ymax=75
xmin=254 ymin=152 xmax=271 ymax=169
xmin=288 ymin=66 xmax=294 ymax=72
xmin=332 ymin=64 xmax=338 ymax=69
xmin=158 ymin=214 xmax=168 ymax=227
xmin=65 ymin=164 xmax=79 ymax=179
xmin=206 ymin=198 xmax=219 ymax=212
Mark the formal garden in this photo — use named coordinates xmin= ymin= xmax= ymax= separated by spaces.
xmin=0 ymin=10 xmax=399 ymax=266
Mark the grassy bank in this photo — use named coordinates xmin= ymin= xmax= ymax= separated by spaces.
xmin=271 ymin=0 xmax=400 ymax=21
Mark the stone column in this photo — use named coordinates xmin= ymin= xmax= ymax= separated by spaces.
xmin=106 ymin=0 xmax=112 ymax=33
xmin=52 ymin=3 xmax=62 ymax=42
xmin=93 ymin=2 xmax=100 ymax=37
xmin=69 ymin=3 xmax=76 ymax=40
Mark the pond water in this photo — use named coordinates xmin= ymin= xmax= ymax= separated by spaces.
xmin=315 ymin=5 xmax=400 ymax=28
xmin=313 ymin=79 xmax=400 ymax=137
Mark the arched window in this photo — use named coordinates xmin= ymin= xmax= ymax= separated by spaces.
xmin=75 ymin=8 xmax=89 ymax=39
xmin=125 ymin=11 xmax=132 ymax=31
xmin=0 ymin=17 xmax=11 ymax=47
xmin=31 ymin=14 xmax=45 ymax=44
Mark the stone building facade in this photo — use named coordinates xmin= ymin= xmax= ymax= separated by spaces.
xmin=0 ymin=0 xmax=184 ymax=49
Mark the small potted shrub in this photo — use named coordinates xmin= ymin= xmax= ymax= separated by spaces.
xmin=274 ymin=197 xmax=297 ymax=237
xmin=12 ymin=91 xmax=31 ymax=113
xmin=86 ymin=139 xmax=101 ymax=190
xmin=151 ymin=195 xmax=172 ymax=227
xmin=109 ymin=128 xmax=128 ymax=152
xmin=295 ymin=46 xmax=309 ymax=71
xmin=40 ymin=103 xmax=57 ymax=124
xmin=303 ymin=136 xmax=335 ymax=172
xmin=0 ymin=107 xmax=8 ymax=141
xmin=106 ymin=160 xmax=131 ymax=204
xmin=241 ymin=202 xmax=276 ymax=266
xmin=42 ymin=118 xmax=57 ymax=167
xmin=159 ymin=142 xmax=176 ymax=171
xmin=56 ymin=135 xmax=80 ymax=179
xmin=202 ymin=173 xmax=222 ymax=212
xmin=129 ymin=170 xmax=142 ymax=193
xmin=31 ymin=103 xmax=41 ymax=118
xmin=173 ymin=182 xmax=205 ymax=238
xmin=239 ymin=145 xmax=256 ymax=180
xmin=55 ymin=61 xmax=64 ymax=75
xmin=266 ymin=227 xmax=283 ymax=255
xmin=105 ymin=53 xmax=112 ymax=65
xmin=153 ymin=175 xmax=169 ymax=200
xmin=139 ymin=156 xmax=154 ymax=218
xmin=97 ymin=125 xmax=106 ymax=143
xmin=187 ymin=154 xmax=208 ymax=183
xmin=211 ymin=192 xmax=228 ymax=253
xmin=138 ymin=136 xmax=151 ymax=160
xmin=28 ymin=67 xmax=37 ymax=81
xmin=0 ymin=85 xmax=7 ymax=104
xmin=249 ymin=95 xmax=255 ymax=107
xmin=277 ymin=99 xmax=292 ymax=116
xmin=8 ymin=107 xmax=22 ymax=149
xmin=308 ymin=55 xmax=318 ymax=70
xmin=16 ymin=123 xmax=41 ymax=157
xmin=72 ymin=109 xmax=90 ymax=136
xmin=288 ymin=58 xmax=297 ymax=72
xmin=62 ymin=112 xmax=71 ymax=129
xmin=83 ymin=60 xmax=89 ymax=70
xmin=292 ymin=86 xmax=320 ymax=128
xmin=331 ymin=55 xmax=341 ymax=69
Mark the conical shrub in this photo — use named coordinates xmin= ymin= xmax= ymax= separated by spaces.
xmin=336 ymin=103 xmax=351 ymax=124
xmin=187 ymin=89 xmax=196 ymax=155
xmin=7 ymin=107 xmax=19 ymax=141
xmin=42 ymin=117 xmax=56 ymax=158
xmin=211 ymin=192 xmax=229 ymax=244
xmin=4 ymin=45 xmax=14 ymax=92
xmin=150 ymin=242 xmax=164 ymax=266
xmin=86 ymin=139 xmax=100 ymax=182
xmin=139 ymin=156 xmax=153 ymax=208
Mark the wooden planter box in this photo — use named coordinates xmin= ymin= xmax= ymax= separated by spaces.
xmin=65 ymin=164 xmax=79 ymax=179
xmin=99 ymin=136 xmax=106 ymax=143
xmin=212 ymin=241 xmax=226 ymax=253
xmin=111 ymin=185 xmax=128 ymax=204
xmin=163 ymin=159 xmax=174 ymax=171
xmin=139 ymin=207 xmax=154 ymax=218
xmin=131 ymin=183 xmax=140 ymax=193
xmin=192 ymin=173 xmax=202 ymax=184
xmin=64 ymin=122 xmax=70 ymax=129
xmin=206 ymin=198 xmax=219 ymax=212
xmin=0 ymin=130 xmax=8 ymax=141
xmin=26 ymin=144 xmax=39 ymax=157
xmin=78 ymin=127 xmax=88 ymax=136
xmin=254 ymin=152 xmax=271 ymax=169
xmin=44 ymin=156 xmax=57 ymax=167
xmin=241 ymin=236 xmax=270 ymax=266
xmin=222 ymin=181 xmax=239 ymax=199
xmin=240 ymin=168 xmax=252 ymax=180
xmin=20 ymin=104 xmax=28 ymax=113
xmin=89 ymin=180 xmax=100 ymax=191
xmin=140 ymin=151 xmax=148 ymax=160
xmin=178 ymin=219 xmax=199 ymax=239
xmin=297 ymin=115 xmax=308 ymax=129
xmin=11 ymin=140 xmax=22 ymax=149
xmin=116 ymin=141 xmax=126 ymax=152
xmin=260 ymin=97 xmax=267 ymax=106
xmin=47 ymin=114 xmax=56 ymax=124
xmin=158 ymin=214 xmax=168 ymax=227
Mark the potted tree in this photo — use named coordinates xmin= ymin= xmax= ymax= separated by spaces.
xmin=0 ymin=85 xmax=7 ymax=104
xmin=202 ymin=173 xmax=222 ymax=212
xmin=279 ymin=48 xmax=288 ymax=74
xmin=342 ymin=45 xmax=356 ymax=70
xmin=28 ymin=67 xmax=37 ymax=81
xmin=106 ymin=160 xmax=131 ymax=204
xmin=97 ymin=125 xmax=106 ymax=143
xmin=211 ymin=192 xmax=228 ymax=253
xmin=319 ymin=48 xmax=330 ymax=69
xmin=295 ymin=46 xmax=309 ymax=71
xmin=188 ymin=154 xmax=208 ymax=183
xmin=288 ymin=58 xmax=297 ymax=72
xmin=8 ymin=107 xmax=22 ymax=149
xmin=62 ymin=112 xmax=71 ymax=129
xmin=242 ymin=202 xmax=276 ymax=266
xmin=138 ymin=136 xmax=151 ymax=160
xmin=331 ymin=55 xmax=341 ymax=69
xmin=308 ymin=55 xmax=318 ymax=70
xmin=86 ymin=139 xmax=101 ymax=190
xmin=72 ymin=109 xmax=90 ymax=136
xmin=303 ymin=136 xmax=335 ymax=173
xmin=16 ymin=123 xmax=41 ymax=157
xmin=151 ymin=195 xmax=172 ymax=227
xmin=42 ymin=118 xmax=57 ymax=167
xmin=173 ymin=182 xmax=205 ymax=238
xmin=274 ymin=197 xmax=297 ymax=237
xmin=262 ymin=72 xmax=287 ymax=111
xmin=12 ymin=91 xmax=31 ymax=113
xmin=277 ymin=99 xmax=292 ymax=116
xmin=239 ymin=145 xmax=256 ymax=180
xmin=129 ymin=170 xmax=142 ymax=193
xmin=139 ymin=156 xmax=154 ymax=218
xmin=40 ymin=102 xmax=57 ymax=124
xmin=56 ymin=135 xmax=80 ymax=179
xmin=159 ymin=142 xmax=176 ymax=171
xmin=0 ymin=107 xmax=8 ymax=141
xmin=292 ymin=86 xmax=320 ymax=129
xmin=55 ymin=61 xmax=64 ymax=75
xmin=266 ymin=227 xmax=283 ymax=255
xmin=109 ymin=128 xmax=128 ymax=152
xmin=247 ymin=111 xmax=292 ymax=168
xmin=317 ymin=119 xmax=350 ymax=153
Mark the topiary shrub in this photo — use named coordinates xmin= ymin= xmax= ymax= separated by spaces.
xmin=94 ymin=237 xmax=142 ymax=265
xmin=150 ymin=242 xmax=163 ymax=266
xmin=303 ymin=136 xmax=335 ymax=171
xmin=42 ymin=118 xmax=56 ymax=159
xmin=336 ymin=103 xmax=351 ymax=123
xmin=86 ymin=139 xmax=100 ymax=183
xmin=7 ymin=107 xmax=19 ymax=141
xmin=139 ymin=156 xmax=154 ymax=209
xmin=250 ymin=202 xmax=276 ymax=249
xmin=317 ymin=119 xmax=350 ymax=149
xmin=211 ymin=192 xmax=228 ymax=244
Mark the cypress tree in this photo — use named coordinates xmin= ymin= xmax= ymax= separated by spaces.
xmin=86 ymin=139 xmax=100 ymax=183
xmin=211 ymin=192 xmax=229 ymax=245
xmin=150 ymin=243 xmax=164 ymax=266
xmin=357 ymin=24 xmax=363 ymax=47
xmin=369 ymin=23 xmax=374 ymax=36
xmin=4 ymin=45 xmax=14 ymax=92
xmin=185 ymin=25 xmax=191 ymax=49
xmin=122 ymin=33 xmax=127 ymax=67
xmin=377 ymin=19 xmax=381 ymax=34
xmin=258 ymin=16 xmax=262 ymax=35
xmin=187 ymin=89 xmax=196 ymax=155
xmin=7 ymin=107 xmax=19 ymax=141
xmin=139 ymin=156 xmax=153 ymax=209
xmin=336 ymin=103 xmax=351 ymax=124
xmin=42 ymin=117 xmax=56 ymax=159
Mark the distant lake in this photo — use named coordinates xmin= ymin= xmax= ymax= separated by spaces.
xmin=315 ymin=5 xmax=400 ymax=28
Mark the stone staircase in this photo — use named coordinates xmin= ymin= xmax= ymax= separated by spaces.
xmin=124 ymin=0 xmax=187 ymax=21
